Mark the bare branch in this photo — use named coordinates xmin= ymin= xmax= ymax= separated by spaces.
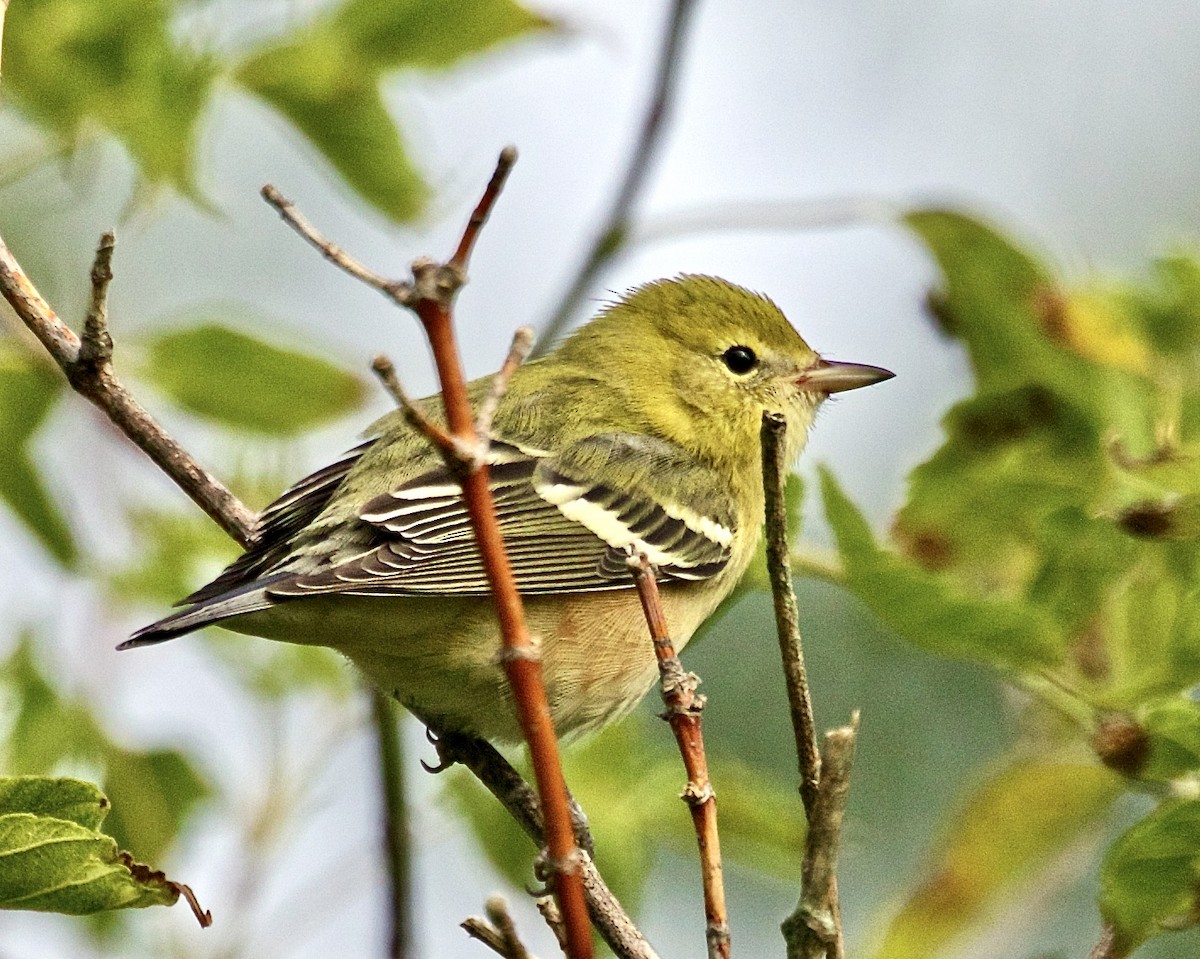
xmin=371 ymin=690 xmax=413 ymax=959
xmin=432 ymin=731 xmax=660 ymax=959
xmin=269 ymin=151 xmax=594 ymax=959
xmin=370 ymin=353 xmax=463 ymax=462
xmin=762 ymin=412 xmax=859 ymax=959
xmin=761 ymin=412 xmax=821 ymax=812
xmin=629 ymin=554 xmax=730 ymax=959
xmin=260 ymin=184 xmax=414 ymax=308
xmin=537 ymin=0 xmax=699 ymax=352
xmin=0 ymin=231 xmax=256 ymax=546
xmin=1087 ymin=923 xmax=1131 ymax=959
xmin=475 ymin=326 xmax=535 ymax=447
xmin=451 ymin=145 xmax=518 ymax=272
xmin=536 ymin=895 xmax=568 ymax=952
xmin=462 ymin=896 xmax=538 ymax=959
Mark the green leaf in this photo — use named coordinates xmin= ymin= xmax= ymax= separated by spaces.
xmin=0 ymin=349 xmax=75 ymax=565
xmin=1100 ymin=800 xmax=1200 ymax=948
xmin=0 ymin=777 xmax=109 ymax=831
xmin=235 ymin=0 xmax=551 ymax=222
xmin=4 ymin=0 xmax=216 ymax=192
xmin=821 ymin=468 xmax=1062 ymax=671
xmin=137 ymin=320 xmax=367 ymax=435
xmin=1137 ymin=697 xmax=1200 ymax=781
xmin=872 ymin=761 xmax=1121 ymax=959
xmin=0 ymin=777 xmax=190 ymax=917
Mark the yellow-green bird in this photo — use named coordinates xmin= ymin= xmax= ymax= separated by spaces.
xmin=127 ymin=276 xmax=892 ymax=741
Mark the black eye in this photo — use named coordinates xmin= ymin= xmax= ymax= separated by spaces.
xmin=721 ymin=345 xmax=758 ymax=375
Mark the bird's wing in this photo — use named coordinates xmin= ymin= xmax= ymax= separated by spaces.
xmin=267 ymin=432 xmax=737 ymax=599
xmin=181 ymin=438 xmax=377 ymax=605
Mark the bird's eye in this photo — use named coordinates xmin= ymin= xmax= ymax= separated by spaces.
xmin=721 ymin=345 xmax=758 ymax=375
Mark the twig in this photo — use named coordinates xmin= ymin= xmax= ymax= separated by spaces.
xmin=781 ymin=718 xmax=859 ymax=959
xmin=628 ymin=554 xmax=730 ymax=959
xmin=452 ymin=146 xmax=519 ymax=271
xmin=474 ymin=326 xmax=536 ymax=448
xmin=0 ymin=232 xmax=256 ymax=547
xmin=629 ymin=195 xmax=901 ymax=247
xmin=370 ymin=353 xmax=464 ymax=461
xmin=371 ymin=690 xmax=413 ymax=959
xmin=266 ymin=151 xmax=594 ymax=959
xmin=536 ymin=895 xmax=568 ymax=952
xmin=761 ymin=413 xmax=821 ymax=812
xmin=434 ymin=731 xmax=661 ymax=959
xmin=462 ymin=895 xmax=538 ymax=959
xmin=1087 ymin=923 xmax=1131 ymax=959
xmin=761 ymin=412 xmax=858 ymax=959
xmin=261 ymin=185 xmax=414 ymax=308
xmin=536 ymin=0 xmax=698 ymax=353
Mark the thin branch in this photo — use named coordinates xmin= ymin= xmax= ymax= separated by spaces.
xmin=260 ymin=184 xmax=414 ymax=308
xmin=475 ymin=326 xmax=536 ymax=447
xmin=371 ymin=690 xmax=413 ymax=959
xmin=268 ymin=152 xmax=594 ymax=959
xmin=536 ymin=0 xmax=698 ymax=353
xmin=536 ymin=895 xmax=568 ymax=952
xmin=1087 ymin=923 xmax=1131 ymax=959
xmin=433 ymin=731 xmax=660 ymax=959
xmin=451 ymin=145 xmax=519 ymax=271
xmin=762 ymin=412 xmax=858 ymax=959
xmin=781 ymin=718 xmax=859 ymax=959
xmin=761 ymin=413 xmax=821 ymax=812
xmin=629 ymin=195 xmax=902 ymax=248
xmin=0 ymin=231 xmax=257 ymax=546
xmin=370 ymin=353 xmax=463 ymax=461
xmin=628 ymin=554 xmax=730 ymax=959
xmin=462 ymin=896 xmax=538 ymax=959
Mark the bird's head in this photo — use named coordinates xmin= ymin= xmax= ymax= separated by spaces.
xmin=561 ymin=275 xmax=893 ymax=466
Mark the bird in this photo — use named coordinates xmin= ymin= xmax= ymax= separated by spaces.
xmin=125 ymin=276 xmax=892 ymax=742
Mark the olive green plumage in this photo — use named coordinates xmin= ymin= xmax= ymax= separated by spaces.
xmin=129 ymin=276 xmax=891 ymax=741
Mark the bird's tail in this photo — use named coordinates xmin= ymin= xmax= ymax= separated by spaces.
xmin=120 ymin=577 xmax=286 ymax=650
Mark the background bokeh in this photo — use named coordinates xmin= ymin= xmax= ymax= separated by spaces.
xmin=2 ymin=0 xmax=1199 ymax=956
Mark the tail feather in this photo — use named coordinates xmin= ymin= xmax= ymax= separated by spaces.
xmin=121 ymin=574 xmax=292 ymax=649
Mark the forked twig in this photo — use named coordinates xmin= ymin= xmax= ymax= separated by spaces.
xmin=761 ymin=412 xmax=858 ymax=959
xmin=629 ymin=554 xmax=730 ymax=959
xmin=265 ymin=150 xmax=594 ymax=959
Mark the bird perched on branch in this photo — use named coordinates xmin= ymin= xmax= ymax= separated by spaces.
xmin=127 ymin=276 xmax=891 ymax=741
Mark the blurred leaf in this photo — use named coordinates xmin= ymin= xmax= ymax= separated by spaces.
xmin=872 ymin=760 xmax=1121 ymax=959
xmin=101 ymin=750 xmax=210 ymax=864
xmin=5 ymin=0 xmax=216 ymax=192
xmin=0 ymin=777 xmax=191 ymax=917
xmin=1137 ymin=697 xmax=1200 ymax=781
xmin=821 ymin=468 xmax=1062 ymax=671
xmin=137 ymin=321 xmax=367 ymax=435
xmin=2 ymin=639 xmax=212 ymax=865
xmin=1117 ymin=495 xmax=1200 ymax=541
xmin=109 ymin=508 xmax=239 ymax=606
xmin=235 ymin=0 xmax=551 ymax=222
xmin=206 ymin=632 xmax=354 ymax=700
xmin=1100 ymin=800 xmax=1200 ymax=949
xmin=0 ymin=349 xmax=75 ymax=565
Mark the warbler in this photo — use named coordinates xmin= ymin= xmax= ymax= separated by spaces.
xmin=127 ymin=276 xmax=891 ymax=741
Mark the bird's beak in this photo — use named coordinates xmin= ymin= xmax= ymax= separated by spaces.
xmin=796 ymin=358 xmax=895 ymax=394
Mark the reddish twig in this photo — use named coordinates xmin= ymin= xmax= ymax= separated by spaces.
xmin=0 ymin=230 xmax=256 ymax=547
xmin=266 ymin=150 xmax=594 ymax=959
xmin=433 ymin=731 xmax=658 ymax=959
xmin=629 ymin=553 xmax=730 ymax=959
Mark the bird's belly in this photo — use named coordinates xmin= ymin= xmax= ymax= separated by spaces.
xmin=221 ymin=582 xmax=728 ymax=742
